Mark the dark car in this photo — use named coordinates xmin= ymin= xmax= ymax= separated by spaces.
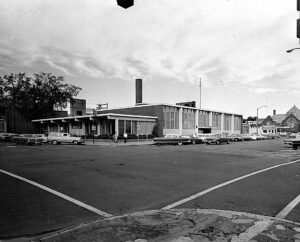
xmin=284 ymin=137 xmax=300 ymax=149
xmin=13 ymin=134 xmax=42 ymax=145
xmin=153 ymin=134 xmax=191 ymax=146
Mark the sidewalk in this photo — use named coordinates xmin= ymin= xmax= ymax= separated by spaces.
xmin=33 ymin=209 xmax=300 ymax=242
xmin=84 ymin=139 xmax=153 ymax=147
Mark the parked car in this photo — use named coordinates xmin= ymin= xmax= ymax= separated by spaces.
xmin=204 ymin=134 xmax=230 ymax=145
xmin=0 ymin=133 xmax=17 ymax=142
xmin=262 ymin=133 xmax=280 ymax=140
xmin=197 ymin=134 xmax=216 ymax=143
xmin=241 ymin=134 xmax=252 ymax=141
xmin=31 ymin=134 xmax=48 ymax=142
xmin=249 ymin=134 xmax=258 ymax=140
xmin=47 ymin=132 xmax=85 ymax=145
xmin=284 ymin=137 xmax=300 ymax=149
xmin=13 ymin=134 xmax=43 ymax=145
xmin=228 ymin=134 xmax=244 ymax=142
xmin=186 ymin=134 xmax=204 ymax=144
xmin=252 ymin=133 xmax=267 ymax=140
xmin=152 ymin=134 xmax=191 ymax=146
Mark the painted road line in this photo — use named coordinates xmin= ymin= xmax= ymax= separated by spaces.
xmin=0 ymin=168 xmax=113 ymax=218
xmin=162 ymin=158 xmax=300 ymax=210
xmin=276 ymin=194 xmax=300 ymax=219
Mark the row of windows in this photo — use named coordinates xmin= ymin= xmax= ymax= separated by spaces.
xmin=234 ymin=116 xmax=242 ymax=130
xmin=224 ymin=114 xmax=232 ymax=131
xmin=182 ymin=109 xmax=195 ymax=129
xmin=198 ymin=111 xmax=210 ymax=127
xmin=163 ymin=106 xmax=179 ymax=129
xmin=212 ymin=112 xmax=221 ymax=129
xmin=118 ymin=120 xmax=155 ymax=135
xmin=163 ymin=107 xmax=241 ymax=131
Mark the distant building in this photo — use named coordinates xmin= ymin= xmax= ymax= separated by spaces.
xmin=0 ymin=98 xmax=84 ymax=134
xmin=65 ymin=98 xmax=86 ymax=116
xmin=260 ymin=106 xmax=300 ymax=133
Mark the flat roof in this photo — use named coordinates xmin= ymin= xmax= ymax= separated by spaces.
xmin=32 ymin=113 xmax=157 ymax=122
xmin=97 ymin=103 xmax=243 ymax=116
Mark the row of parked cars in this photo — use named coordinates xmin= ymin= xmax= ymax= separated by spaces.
xmin=0 ymin=132 xmax=85 ymax=145
xmin=152 ymin=133 xmax=281 ymax=146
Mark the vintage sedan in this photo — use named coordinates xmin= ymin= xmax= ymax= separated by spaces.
xmin=152 ymin=134 xmax=192 ymax=146
xmin=204 ymin=134 xmax=230 ymax=145
xmin=284 ymin=137 xmax=300 ymax=149
xmin=228 ymin=134 xmax=244 ymax=142
xmin=13 ymin=134 xmax=43 ymax=145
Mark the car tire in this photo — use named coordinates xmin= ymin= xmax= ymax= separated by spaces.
xmin=73 ymin=140 xmax=78 ymax=145
xmin=52 ymin=140 xmax=58 ymax=145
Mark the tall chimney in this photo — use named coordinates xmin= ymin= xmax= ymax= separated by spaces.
xmin=135 ymin=78 xmax=142 ymax=104
xmin=273 ymin=109 xmax=276 ymax=116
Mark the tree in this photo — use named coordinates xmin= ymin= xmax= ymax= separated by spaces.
xmin=0 ymin=72 xmax=81 ymax=120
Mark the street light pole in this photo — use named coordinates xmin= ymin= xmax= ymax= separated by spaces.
xmin=199 ymin=77 xmax=202 ymax=109
xmin=286 ymin=47 xmax=300 ymax=53
xmin=256 ymin=105 xmax=267 ymax=134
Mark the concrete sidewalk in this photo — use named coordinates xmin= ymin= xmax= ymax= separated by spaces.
xmin=84 ymin=139 xmax=153 ymax=147
xmin=31 ymin=209 xmax=300 ymax=242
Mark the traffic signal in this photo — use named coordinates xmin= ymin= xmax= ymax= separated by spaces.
xmin=117 ymin=0 xmax=134 ymax=9
xmin=298 ymin=19 xmax=300 ymax=38
xmin=298 ymin=0 xmax=300 ymax=38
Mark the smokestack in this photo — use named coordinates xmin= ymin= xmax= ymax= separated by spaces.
xmin=273 ymin=110 xmax=276 ymax=116
xmin=135 ymin=79 xmax=142 ymax=104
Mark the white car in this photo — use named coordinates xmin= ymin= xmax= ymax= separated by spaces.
xmin=47 ymin=132 xmax=85 ymax=145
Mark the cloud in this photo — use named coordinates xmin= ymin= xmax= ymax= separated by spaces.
xmin=254 ymin=88 xmax=277 ymax=94
xmin=0 ymin=0 xmax=299 ymax=94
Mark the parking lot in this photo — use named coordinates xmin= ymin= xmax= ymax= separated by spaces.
xmin=0 ymin=138 xmax=300 ymax=239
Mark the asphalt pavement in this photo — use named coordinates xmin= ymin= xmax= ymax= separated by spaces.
xmin=0 ymin=138 xmax=299 ymax=241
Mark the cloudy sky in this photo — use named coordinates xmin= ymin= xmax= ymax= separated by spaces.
xmin=0 ymin=0 xmax=299 ymax=118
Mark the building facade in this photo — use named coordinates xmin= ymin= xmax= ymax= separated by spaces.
xmin=260 ymin=105 xmax=300 ymax=134
xmin=32 ymin=103 xmax=243 ymax=137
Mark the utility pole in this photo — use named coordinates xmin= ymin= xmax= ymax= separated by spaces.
xmin=199 ymin=78 xmax=202 ymax=109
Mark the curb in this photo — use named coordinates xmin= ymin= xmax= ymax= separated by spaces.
xmin=32 ymin=209 xmax=300 ymax=242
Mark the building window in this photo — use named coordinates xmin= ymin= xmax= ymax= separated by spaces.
xmin=72 ymin=122 xmax=82 ymax=129
xmin=118 ymin=120 xmax=124 ymax=134
xmin=125 ymin=120 xmax=131 ymax=134
xmin=132 ymin=121 xmax=137 ymax=134
xmin=76 ymin=111 xmax=82 ymax=116
xmin=0 ymin=119 xmax=4 ymax=132
xmin=182 ymin=108 xmax=195 ymax=129
xmin=234 ymin=116 xmax=242 ymax=130
xmin=163 ymin=106 xmax=179 ymax=129
xmin=138 ymin=121 xmax=155 ymax=135
xmin=212 ymin=112 xmax=221 ymax=129
xmin=224 ymin=114 xmax=231 ymax=131
xmin=198 ymin=111 xmax=209 ymax=127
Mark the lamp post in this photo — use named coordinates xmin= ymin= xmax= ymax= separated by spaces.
xmin=286 ymin=48 xmax=300 ymax=53
xmin=256 ymin=105 xmax=267 ymax=134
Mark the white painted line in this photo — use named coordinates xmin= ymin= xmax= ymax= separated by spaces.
xmin=231 ymin=220 xmax=272 ymax=242
xmin=162 ymin=159 xmax=300 ymax=210
xmin=276 ymin=194 xmax=300 ymax=219
xmin=0 ymin=169 xmax=113 ymax=218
